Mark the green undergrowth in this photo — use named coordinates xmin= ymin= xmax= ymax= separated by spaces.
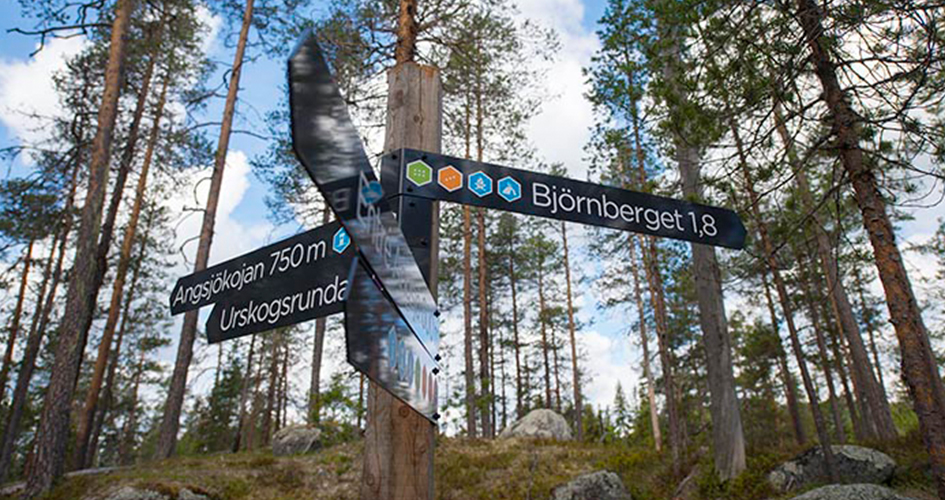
xmin=2 ymin=434 xmax=936 ymax=500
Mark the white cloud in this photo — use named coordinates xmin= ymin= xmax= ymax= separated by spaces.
xmin=515 ymin=0 xmax=600 ymax=179
xmin=0 ymin=37 xmax=88 ymax=147
xmin=579 ymin=329 xmax=640 ymax=410
xmin=168 ymin=150 xmax=272 ymax=276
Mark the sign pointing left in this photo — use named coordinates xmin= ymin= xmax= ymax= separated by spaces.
xmin=169 ymin=221 xmax=353 ymax=315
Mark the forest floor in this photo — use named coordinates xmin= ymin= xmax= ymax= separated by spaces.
xmin=1 ymin=433 xmax=937 ymax=500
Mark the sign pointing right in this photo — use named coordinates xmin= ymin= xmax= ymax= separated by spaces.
xmin=384 ymin=149 xmax=747 ymax=250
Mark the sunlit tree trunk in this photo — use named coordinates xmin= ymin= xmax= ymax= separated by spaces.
xmin=25 ymin=0 xmax=136 ymax=493
xmin=731 ymin=120 xmax=835 ymax=480
xmin=760 ymin=271 xmax=806 ymax=445
xmin=155 ymin=0 xmax=255 ymax=459
xmin=793 ymin=3 xmax=945 ymax=492
xmin=0 ymin=161 xmax=79 ymax=481
xmin=0 ymin=238 xmax=33 ymax=402
xmin=562 ymin=222 xmax=583 ymax=439
xmin=75 ymin=69 xmax=167 ymax=470
xmin=629 ymin=234 xmax=661 ymax=451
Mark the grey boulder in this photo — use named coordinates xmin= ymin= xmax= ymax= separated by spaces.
xmin=552 ymin=471 xmax=631 ymax=500
xmin=769 ymin=445 xmax=896 ymax=492
xmin=791 ymin=484 xmax=917 ymax=500
xmin=271 ymin=424 xmax=322 ymax=456
xmin=499 ymin=409 xmax=572 ymax=440
xmin=99 ymin=487 xmax=209 ymax=500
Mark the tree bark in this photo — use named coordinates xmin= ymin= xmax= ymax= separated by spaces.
xmin=154 ymin=0 xmax=254 ymax=460
xmin=794 ymin=1 xmax=945 ymax=493
xmin=75 ymin=69 xmax=167 ymax=470
xmin=561 ymin=222 xmax=583 ymax=440
xmin=731 ymin=121 xmax=835 ymax=481
xmin=761 ymin=270 xmax=807 ymax=445
xmin=508 ymin=224 xmax=523 ymax=420
xmin=477 ymin=209 xmax=492 ymax=438
xmin=463 ymin=205 xmax=477 ymax=436
xmin=852 ymin=262 xmax=887 ymax=390
xmin=233 ymin=334 xmax=256 ymax=452
xmin=797 ymin=242 xmax=847 ymax=444
xmin=629 ymin=234 xmax=662 ymax=451
xmin=674 ymin=118 xmax=746 ymax=480
xmin=0 ymin=238 xmax=33 ymax=402
xmin=90 ymin=205 xmax=152 ymax=464
xmin=309 ymin=208 xmax=331 ymax=424
xmin=262 ymin=333 xmax=280 ymax=446
xmin=773 ymin=101 xmax=896 ymax=441
xmin=118 ymin=348 xmax=146 ymax=466
xmin=537 ymin=257 xmax=553 ymax=409
xmin=24 ymin=0 xmax=135 ymax=494
xmin=0 ymin=163 xmax=78 ymax=481
xmin=631 ymin=95 xmax=682 ymax=471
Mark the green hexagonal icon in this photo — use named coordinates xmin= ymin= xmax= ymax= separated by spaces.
xmin=406 ymin=160 xmax=433 ymax=187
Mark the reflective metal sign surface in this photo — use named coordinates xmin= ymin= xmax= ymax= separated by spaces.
xmin=288 ymin=33 xmax=439 ymax=357
xmin=205 ymin=257 xmax=350 ymax=343
xmin=345 ymin=259 xmax=439 ymax=422
xmin=387 ymin=149 xmax=747 ymax=250
xmin=169 ymin=221 xmax=352 ymax=315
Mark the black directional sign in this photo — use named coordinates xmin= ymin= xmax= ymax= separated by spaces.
xmin=288 ymin=33 xmax=439 ymax=358
xmin=169 ymin=221 xmax=353 ymax=315
xmin=345 ymin=259 xmax=439 ymax=421
xmin=205 ymin=261 xmax=350 ymax=343
xmin=383 ymin=149 xmax=747 ymax=250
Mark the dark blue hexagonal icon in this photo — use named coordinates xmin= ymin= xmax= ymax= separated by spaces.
xmin=468 ymin=171 xmax=493 ymax=198
xmin=333 ymin=227 xmax=350 ymax=254
xmin=497 ymin=177 xmax=522 ymax=202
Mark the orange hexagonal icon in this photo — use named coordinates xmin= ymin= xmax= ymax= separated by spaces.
xmin=437 ymin=165 xmax=463 ymax=192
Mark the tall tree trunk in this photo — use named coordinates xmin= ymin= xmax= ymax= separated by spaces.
xmin=0 ymin=238 xmax=34 ymax=401
xmin=309 ymin=208 xmax=331 ymax=424
xmin=561 ymin=222 xmax=583 ymax=440
xmin=761 ymin=271 xmax=807 ymax=445
xmin=477 ymin=209 xmax=492 ymax=438
xmin=794 ymin=4 xmax=945 ymax=493
xmin=75 ymin=70 xmax=167 ymax=470
xmin=538 ymin=259 xmax=552 ymax=409
xmin=0 ymin=162 xmax=78 ymax=481
xmin=118 ymin=347 xmax=147 ymax=466
xmin=463 ymin=205 xmax=476 ymax=437
xmin=797 ymin=243 xmax=846 ymax=443
xmin=233 ymin=334 xmax=256 ymax=452
xmin=632 ymin=98 xmax=682 ymax=472
xmin=851 ymin=263 xmax=886 ymax=390
xmin=731 ymin=121 xmax=835 ymax=480
xmin=262 ymin=333 xmax=280 ymax=445
xmin=246 ymin=343 xmax=265 ymax=451
xmin=674 ymin=118 xmax=746 ymax=480
xmin=773 ymin=101 xmax=896 ymax=441
xmin=24 ymin=0 xmax=136 ymax=494
xmin=629 ymin=234 xmax=662 ymax=451
xmin=552 ymin=324 xmax=562 ymax=413
xmin=509 ymin=225 xmax=523 ymax=420
xmin=90 ymin=205 xmax=152 ymax=464
xmin=154 ymin=0 xmax=254 ymax=459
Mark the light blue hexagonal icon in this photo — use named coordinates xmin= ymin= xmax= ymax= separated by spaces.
xmin=497 ymin=177 xmax=521 ymax=202
xmin=333 ymin=227 xmax=350 ymax=254
xmin=468 ymin=171 xmax=493 ymax=198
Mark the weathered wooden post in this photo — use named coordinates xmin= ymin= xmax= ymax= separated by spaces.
xmin=360 ymin=62 xmax=442 ymax=499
